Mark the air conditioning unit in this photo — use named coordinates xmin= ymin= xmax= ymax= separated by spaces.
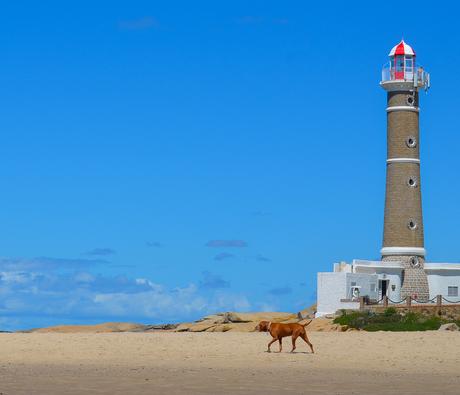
xmin=351 ymin=286 xmax=361 ymax=300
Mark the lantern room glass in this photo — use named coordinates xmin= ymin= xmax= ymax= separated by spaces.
xmin=390 ymin=55 xmax=415 ymax=80
xmin=394 ymin=55 xmax=405 ymax=79
xmin=405 ymin=56 xmax=414 ymax=80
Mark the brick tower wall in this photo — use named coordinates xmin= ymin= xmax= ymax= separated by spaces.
xmin=382 ymin=90 xmax=429 ymax=301
xmin=383 ymin=91 xmax=424 ymax=249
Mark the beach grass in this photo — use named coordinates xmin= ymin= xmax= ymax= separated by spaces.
xmin=333 ymin=308 xmax=445 ymax=331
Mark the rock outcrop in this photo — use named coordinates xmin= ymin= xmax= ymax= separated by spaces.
xmin=438 ymin=323 xmax=459 ymax=331
xmin=17 ymin=305 xmax=345 ymax=333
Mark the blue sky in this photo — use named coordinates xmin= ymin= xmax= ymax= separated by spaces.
xmin=1 ymin=1 xmax=460 ymax=330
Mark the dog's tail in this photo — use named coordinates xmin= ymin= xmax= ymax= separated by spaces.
xmin=301 ymin=319 xmax=313 ymax=327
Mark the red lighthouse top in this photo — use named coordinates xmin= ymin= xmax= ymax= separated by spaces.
xmin=387 ymin=40 xmax=416 ymax=81
xmin=381 ymin=40 xmax=430 ymax=91
xmin=388 ymin=40 xmax=415 ymax=57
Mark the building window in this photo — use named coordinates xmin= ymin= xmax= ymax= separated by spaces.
xmin=370 ymin=284 xmax=376 ymax=292
xmin=410 ymin=256 xmax=421 ymax=268
xmin=448 ymin=286 xmax=458 ymax=297
xmin=406 ymin=136 xmax=417 ymax=148
xmin=406 ymin=95 xmax=415 ymax=106
xmin=407 ymin=177 xmax=418 ymax=188
xmin=408 ymin=220 xmax=418 ymax=230
xmin=351 ymin=282 xmax=356 ymax=287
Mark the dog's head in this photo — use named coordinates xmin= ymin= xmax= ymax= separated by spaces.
xmin=255 ymin=320 xmax=270 ymax=332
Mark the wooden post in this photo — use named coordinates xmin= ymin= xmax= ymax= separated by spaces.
xmin=383 ymin=295 xmax=388 ymax=308
xmin=436 ymin=294 xmax=442 ymax=315
xmin=406 ymin=296 xmax=412 ymax=308
xmin=359 ymin=296 xmax=365 ymax=311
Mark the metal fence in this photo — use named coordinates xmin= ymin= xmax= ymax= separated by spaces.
xmin=381 ymin=61 xmax=430 ymax=91
xmin=360 ymin=294 xmax=460 ymax=310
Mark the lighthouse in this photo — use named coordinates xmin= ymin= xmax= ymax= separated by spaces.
xmin=380 ymin=40 xmax=431 ymax=301
xmin=316 ymin=41 xmax=460 ymax=317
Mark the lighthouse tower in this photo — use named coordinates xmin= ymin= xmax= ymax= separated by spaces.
xmin=315 ymin=41 xmax=460 ymax=318
xmin=380 ymin=40 xmax=431 ymax=301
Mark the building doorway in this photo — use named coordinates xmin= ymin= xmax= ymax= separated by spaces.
xmin=379 ymin=279 xmax=390 ymax=299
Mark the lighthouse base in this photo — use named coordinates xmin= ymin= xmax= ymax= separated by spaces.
xmin=316 ymin=259 xmax=460 ymax=317
xmin=382 ymin=255 xmax=430 ymax=302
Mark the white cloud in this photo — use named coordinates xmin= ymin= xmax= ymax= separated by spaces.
xmin=0 ymin=266 xmax=251 ymax=331
xmin=92 ymin=286 xmax=250 ymax=321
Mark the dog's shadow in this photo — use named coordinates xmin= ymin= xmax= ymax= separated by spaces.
xmin=264 ymin=351 xmax=312 ymax=354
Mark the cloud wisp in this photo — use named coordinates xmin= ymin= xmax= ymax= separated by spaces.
xmin=251 ymin=211 xmax=272 ymax=217
xmin=236 ymin=16 xmax=263 ymax=25
xmin=205 ymin=240 xmax=248 ymax=248
xmin=0 ymin=257 xmax=107 ymax=271
xmin=85 ymin=248 xmax=116 ymax=256
xmin=256 ymin=254 xmax=271 ymax=262
xmin=146 ymin=241 xmax=163 ymax=248
xmin=268 ymin=286 xmax=292 ymax=296
xmin=214 ymin=252 xmax=235 ymax=261
xmin=199 ymin=271 xmax=230 ymax=289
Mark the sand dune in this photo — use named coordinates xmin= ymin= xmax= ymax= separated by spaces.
xmin=0 ymin=331 xmax=459 ymax=394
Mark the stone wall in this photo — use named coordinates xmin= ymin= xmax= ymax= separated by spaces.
xmin=367 ymin=304 xmax=460 ymax=321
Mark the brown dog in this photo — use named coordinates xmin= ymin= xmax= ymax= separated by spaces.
xmin=255 ymin=320 xmax=314 ymax=353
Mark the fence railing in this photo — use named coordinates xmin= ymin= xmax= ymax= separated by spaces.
xmin=359 ymin=294 xmax=460 ymax=310
xmin=381 ymin=61 xmax=430 ymax=91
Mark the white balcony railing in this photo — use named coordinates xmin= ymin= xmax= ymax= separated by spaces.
xmin=381 ymin=61 xmax=430 ymax=91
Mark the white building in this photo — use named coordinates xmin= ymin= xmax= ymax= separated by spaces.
xmin=316 ymin=260 xmax=460 ymax=317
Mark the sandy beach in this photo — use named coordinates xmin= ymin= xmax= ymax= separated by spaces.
xmin=1 ymin=331 xmax=459 ymax=394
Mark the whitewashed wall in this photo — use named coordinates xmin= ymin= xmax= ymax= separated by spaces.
xmin=317 ymin=272 xmax=348 ymax=316
xmin=346 ymin=273 xmax=378 ymax=300
xmin=427 ymin=270 xmax=460 ymax=300
xmin=317 ymin=262 xmax=460 ymax=317
xmin=317 ymin=272 xmax=373 ymax=316
xmin=376 ymin=271 xmax=402 ymax=301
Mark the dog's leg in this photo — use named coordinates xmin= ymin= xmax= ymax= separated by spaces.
xmin=267 ymin=337 xmax=277 ymax=353
xmin=290 ymin=335 xmax=298 ymax=353
xmin=278 ymin=338 xmax=282 ymax=353
xmin=301 ymin=333 xmax=314 ymax=354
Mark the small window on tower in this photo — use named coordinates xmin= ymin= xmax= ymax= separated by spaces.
xmin=406 ymin=136 xmax=417 ymax=148
xmin=407 ymin=177 xmax=418 ymax=188
xmin=408 ymin=220 xmax=418 ymax=230
xmin=448 ymin=286 xmax=458 ymax=297
xmin=410 ymin=257 xmax=421 ymax=268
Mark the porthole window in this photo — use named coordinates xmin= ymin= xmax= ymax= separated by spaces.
xmin=406 ymin=95 xmax=415 ymax=106
xmin=410 ymin=256 xmax=421 ymax=268
xmin=408 ymin=219 xmax=418 ymax=230
xmin=407 ymin=177 xmax=418 ymax=188
xmin=406 ymin=136 xmax=417 ymax=148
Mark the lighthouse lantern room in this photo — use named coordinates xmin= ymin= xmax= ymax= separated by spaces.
xmin=381 ymin=40 xmax=430 ymax=91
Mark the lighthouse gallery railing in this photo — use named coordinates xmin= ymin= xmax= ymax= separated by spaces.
xmin=381 ymin=61 xmax=430 ymax=91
